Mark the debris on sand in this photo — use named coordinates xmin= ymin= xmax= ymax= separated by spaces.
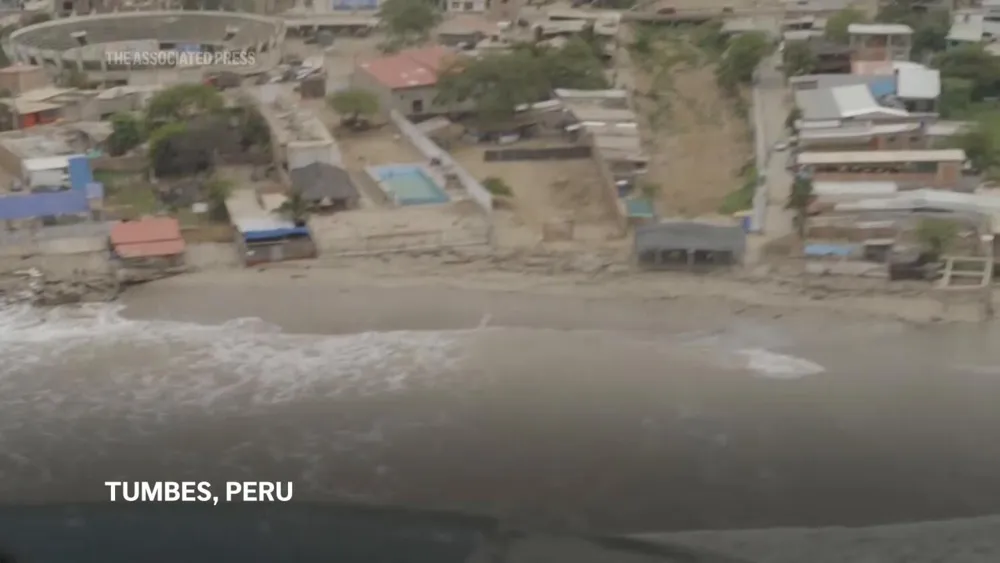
xmin=0 ymin=268 xmax=120 ymax=307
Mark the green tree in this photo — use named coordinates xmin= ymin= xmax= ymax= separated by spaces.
xmin=786 ymin=175 xmax=814 ymax=239
xmin=107 ymin=113 xmax=145 ymax=156
xmin=955 ymin=112 xmax=1000 ymax=175
xmin=482 ymin=176 xmax=512 ymax=197
xmin=233 ymin=103 xmax=270 ymax=150
xmin=148 ymin=122 xmax=189 ymax=177
xmin=378 ymin=0 xmax=440 ymax=50
xmin=933 ymin=43 xmax=1000 ymax=101
xmin=939 ymin=77 xmax=974 ymax=118
xmin=783 ymin=42 xmax=817 ymax=77
xmin=436 ymin=39 xmax=608 ymax=125
xmin=909 ymin=11 xmax=949 ymax=59
xmin=537 ymin=38 xmax=608 ymax=90
xmin=203 ymin=176 xmax=233 ymax=222
xmin=145 ymin=83 xmax=224 ymax=129
xmin=278 ymin=188 xmax=311 ymax=226
xmin=876 ymin=1 xmax=949 ymax=58
xmin=825 ymin=8 xmax=867 ymax=44
xmin=916 ymin=217 xmax=958 ymax=259
xmin=715 ymin=31 xmax=772 ymax=92
xmin=326 ymin=88 xmax=380 ymax=128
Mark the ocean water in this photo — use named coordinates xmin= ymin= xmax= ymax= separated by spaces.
xmin=1 ymin=302 xmax=1000 ymax=532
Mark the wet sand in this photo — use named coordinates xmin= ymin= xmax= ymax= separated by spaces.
xmin=120 ymin=273 xmax=1000 ymax=525
xmin=4 ymin=268 xmax=1000 ymax=560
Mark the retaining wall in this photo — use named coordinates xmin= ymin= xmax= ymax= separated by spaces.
xmin=185 ymin=242 xmax=242 ymax=270
xmin=483 ymin=145 xmax=592 ymax=162
xmin=389 ymin=110 xmax=493 ymax=215
xmin=585 ymin=132 xmax=628 ymax=237
xmin=0 ymin=249 xmax=109 ymax=277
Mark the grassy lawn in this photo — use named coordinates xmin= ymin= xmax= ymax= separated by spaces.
xmin=96 ymin=170 xmax=225 ymax=227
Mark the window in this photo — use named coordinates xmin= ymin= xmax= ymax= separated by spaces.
xmin=915 ymin=161 xmax=937 ymax=173
xmin=463 ymin=1 xmax=473 ymax=9
xmin=451 ymin=1 xmax=459 ymax=7
xmin=412 ymin=99 xmax=424 ymax=114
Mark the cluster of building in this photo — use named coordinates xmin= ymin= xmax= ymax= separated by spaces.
xmin=781 ymin=20 xmax=1000 ymax=280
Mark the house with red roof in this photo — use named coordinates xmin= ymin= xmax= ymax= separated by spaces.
xmin=350 ymin=46 xmax=466 ymax=117
xmin=109 ymin=216 xmax=186 ymax=269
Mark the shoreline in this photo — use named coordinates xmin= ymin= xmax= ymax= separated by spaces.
xmin=123 ymin=251 xmax=989 ymax=326
xmin=114 ymin=266 xmax=1000 ymax=563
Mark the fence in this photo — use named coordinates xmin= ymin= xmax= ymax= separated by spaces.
xmin=320 ymin=224 xmax=492 ymax=257
xmin=483 ymin=145 xmax=592 ymax=162
xmin=389 ymin=110 xmax=493 ymax=215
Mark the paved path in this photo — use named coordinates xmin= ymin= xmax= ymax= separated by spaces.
xmin=746 ymin=53 xmax=795 ymax=264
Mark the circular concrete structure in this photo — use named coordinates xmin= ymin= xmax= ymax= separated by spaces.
xmin=5 ymin=10 xmax=285 ymax=80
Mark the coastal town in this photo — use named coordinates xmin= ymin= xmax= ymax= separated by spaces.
xmin=0 ymin=0 xmax=998 ymax=320
xmin=6 ymin=2 xmax=1000 ymax=561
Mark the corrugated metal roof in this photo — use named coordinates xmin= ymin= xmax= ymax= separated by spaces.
xmin=23 ymin=155 xmax=83 ymax=172
xmin=836 ymin=189 xmax=1000 ymax=214
xmin=799 ymin=122 xmax=918 ymax=140
xmin=358 ymin=46 xmax=456 ymax=90
xmin=795 ymin=88 xmax=840 ymax=120
xmin=848 ymin=23 xmax=913 ymax=35
xmin=949 ymin=12 xmax=984 ymax=42
xmin=798 ymin=149 xmax=966 ymax=165
xmin=795 ymin=84 xmax=908 ymax=121
xmin=896 ymin=66 xmax=941 ymax=100
xmin=927 ymin=121 xmax=972 ymax=136
xmin=235 ymin=217 xmax=299 ymax=234
xmin=832 ymin=84 xmax=900 ymax=118
xmin=813 ymin=181 xmax=899 ymax=198
xmin=635 ymin=221 xmax=745 ymax=254
xmin=110 ymin=217 xmax=184 ymax=259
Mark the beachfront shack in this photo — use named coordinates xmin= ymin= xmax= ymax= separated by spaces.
xmin=109 ymin=217 xmax=186 ymax=268
xmin=634 ymin=220 xmax=745 ymax=271
xmin=236 ymin=217 xmax=316 ymax=267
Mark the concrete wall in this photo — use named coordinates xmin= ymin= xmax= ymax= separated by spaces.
xmin=389 ymin=110 xmax=493 ymax=215
xmin=185 ymin=242 xmax=241 ymax=270
xmin=586 ymin=132 xmax=628 ymax=237
xmin=0 ymin=233 xmax=109 ymax=276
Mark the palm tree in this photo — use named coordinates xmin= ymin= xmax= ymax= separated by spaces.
xmin=786 ymin=174 xmax=813 ymax=239
xmin=278 ymin=189 xmax=310 ymax=227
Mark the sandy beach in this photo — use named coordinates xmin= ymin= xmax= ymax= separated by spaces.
xmin=4 ymin=263 xmax=1000 ymax=561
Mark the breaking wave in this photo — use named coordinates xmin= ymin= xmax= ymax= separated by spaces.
xmin=0 ymin=303 xmax=469 ymax=417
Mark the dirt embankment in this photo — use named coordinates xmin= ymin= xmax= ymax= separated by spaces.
xmin=622 ymin=25 xmax=751 ymax=218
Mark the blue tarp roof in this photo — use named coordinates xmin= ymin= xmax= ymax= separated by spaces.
xmin=0 ymin=190 xmax=90 ymax=221
xmin=868 ymin=77 xmax=897 ymax=99
xmin=242 ymin=227 xmax=310 ymax=242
